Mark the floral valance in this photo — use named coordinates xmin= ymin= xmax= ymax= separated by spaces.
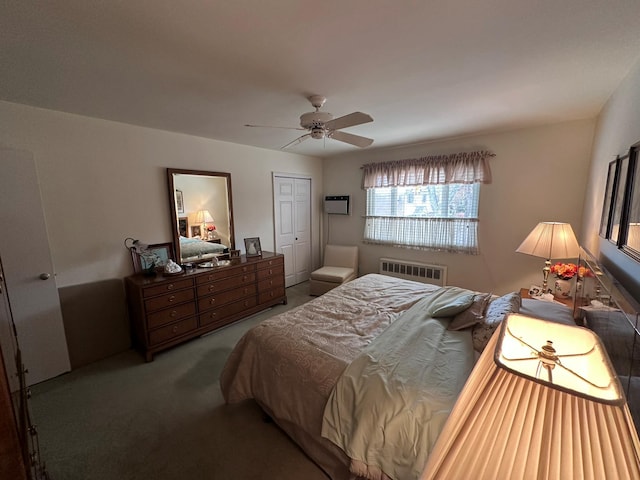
xmin=362 ymin=150 xmax=494 ymax=188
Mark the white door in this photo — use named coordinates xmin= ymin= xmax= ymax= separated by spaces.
xmin=274 ymin=175 xmax=311 ymax=287
xmin=0 ymin=147 xmax=70 ymax=385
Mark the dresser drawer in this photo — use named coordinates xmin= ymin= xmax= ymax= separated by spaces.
xmin=199 ymin=285 xmax=256 ymax=312
xmin=257 ymin=263 xmax=284 ymax=281
xmin=144 ymin=289 xmax=195 ymax=313
xmin=199 ymin=297 xmax=258 ymax=326
xmin=147 ymin=303 xmax=196 ymax=329
xmin=143 ymin=278 xmax=194 ymax=298
xmin=196 ymin=264 xmax=255 ymax=285
xmin=148 ymin=317 xmax=197 ymax=346
xmin=258 ymin=275 xmax=284 ymax=291
xmin=259 ymin=286 xmax=286 ymax=304
xmin=196 ymin=273 xmax=256 ymax=297
xmin=258 ymin=256 xmax=284 ymax=270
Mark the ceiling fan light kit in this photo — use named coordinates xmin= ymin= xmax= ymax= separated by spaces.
xmin=246 ymin=94 xmax=374 ymax=149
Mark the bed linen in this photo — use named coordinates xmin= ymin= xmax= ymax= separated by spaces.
xmin=322 ymin=287 xmax=476 ymax=480
xmin=220 ymin=274 xmax=441 ymax=479
xmin=220 ymin=275 xmax=552 ymax=479
xmin=179 ymin=236 xmax=225 ymax=260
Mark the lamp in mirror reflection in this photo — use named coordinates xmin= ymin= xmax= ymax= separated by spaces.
xmin=516 ymin=221 xmax=580 ymax=293
xmin=192 ymin=210 xmax=214 ymax=239
xmin=421 ymin=314 xmax=640 ymax=479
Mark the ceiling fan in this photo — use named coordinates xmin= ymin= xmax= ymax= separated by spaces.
xmin=245 ymin=95 xmax=374 ymax=149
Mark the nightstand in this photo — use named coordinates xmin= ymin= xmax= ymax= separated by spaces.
xmin=520 ymin=288 xmax=574 ymax=309
xmin=205 ymin=238 xmax=221 ymax=244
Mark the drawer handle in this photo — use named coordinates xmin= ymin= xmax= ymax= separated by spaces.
xmin=244 ymin=301 xmax=249 ymax=307
xmin=209 ymin=285 xmax=215 ymax=292
xmin=269 ymin=280 xmax=273 ymax=286
xmin=167 ymin=284 xmax=174 ymax=290
xmin=208 ymin=275 xmax=214 ymax=280
xmin=209 ymin=312 xmax=217 ymax=319
xmin=172 ymin=325 xmax=178 ymax=333
xmin=269 ymin=269 xmax=273 ymax=275
xmin=170 ymin=310 xmax=177 ymax=318
xmin=209 ymin=298 xmax=216 ymax=305
xmin=270 ymin=292 xmax=274 ymax=297
xmin=168 ymin=295 xmax=176 ymax=303
xmin=243 ymin=275 xmax=248 ymax=282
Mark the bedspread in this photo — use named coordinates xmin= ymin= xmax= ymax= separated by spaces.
xmin=220 ymin=274 xmax=440 ymax=479
xmin=321 ymin=287 xmax=476 ymax=480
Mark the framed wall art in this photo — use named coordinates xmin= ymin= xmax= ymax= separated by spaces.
xmin=599 ymin=159 xmax=617 ymax=238
xmin=175 ymin=189 xmax=184 ymax=214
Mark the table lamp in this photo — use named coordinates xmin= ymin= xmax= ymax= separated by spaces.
xmin=421 ymin=314 xmax=640 ymax=479
xmin=516 ymin=222 xmax=580 ymax=293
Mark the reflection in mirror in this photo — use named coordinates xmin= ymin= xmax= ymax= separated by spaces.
xmin=167 ymin=168 xmax=235 ymax=264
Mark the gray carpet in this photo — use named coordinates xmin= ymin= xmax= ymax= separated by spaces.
xmin=30 ymin=282 xmax=329 ymax=480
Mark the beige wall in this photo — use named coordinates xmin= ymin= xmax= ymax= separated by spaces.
xmin=323 ymin=119 xmax=595 ymax=295
xmin=582 ymin=59 xmax=640 ymax=300
xmin=0 ymin=100 xmax=323 ymax=365
xmin=0 ymin=101 xmax=323 ymax=286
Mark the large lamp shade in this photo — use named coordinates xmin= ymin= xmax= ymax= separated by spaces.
xmin=421 ymin=314 xmax=640 ymax=480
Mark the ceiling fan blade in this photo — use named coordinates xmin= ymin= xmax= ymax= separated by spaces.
xmin=281 ymin=133 xmax=311 ymax=149
xmin=245 ymin=124 xmax=306 ymax=131
xmin=324 ymin=112 xmax=373 ymax=131
xmin=329 ymin=130 xmax=374 ymax=148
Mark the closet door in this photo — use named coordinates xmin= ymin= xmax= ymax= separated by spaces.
xmin=273 ymin=175 xmax=311 ymax=287
xmin=0 ymin=147 xmax=70 ymax=385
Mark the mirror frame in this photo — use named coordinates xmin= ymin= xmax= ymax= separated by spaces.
xmin=167 ymin=168 xmax=235 ymax=264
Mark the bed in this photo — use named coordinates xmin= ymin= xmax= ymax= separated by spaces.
xmin=179 ymin=236 xmax=226 ymax=261
xmin=220 ymin=274 xmax=575 ymax=480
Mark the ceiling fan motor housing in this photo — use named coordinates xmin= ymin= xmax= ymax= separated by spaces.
xmin=300 ymin=111 xmax=333 ymax=129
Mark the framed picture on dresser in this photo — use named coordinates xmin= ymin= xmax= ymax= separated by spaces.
xmin=244 ymin=237 xmax=262 ymax=257
xmin=131 ymin=242 xmax=175 ymax=273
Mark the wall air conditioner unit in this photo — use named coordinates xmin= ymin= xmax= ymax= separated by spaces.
xmin=324 ymin=195 xmax=350 ymax=215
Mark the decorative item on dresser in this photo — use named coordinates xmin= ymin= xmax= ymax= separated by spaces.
xmin=125 ymin=252 xmax=286 ymax=361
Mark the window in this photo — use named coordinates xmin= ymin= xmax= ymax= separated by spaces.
xmin=362 ymin=151 xmax=492 ymax=254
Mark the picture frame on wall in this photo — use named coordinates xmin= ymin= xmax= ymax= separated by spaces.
xmin=178 ymin=217 xmax=188 ymax=237
xmin=600 ymin=159 xmax=617 ymax=238
xmin=609 ymin=155 xmax=630 ymax=245
xmin=175 ymin=189 xmax=184 ymax=214
xmin=131 ymin=242 xmax=175 ymax=273
xmin=244 ymin=237 xmax=262 ymax=257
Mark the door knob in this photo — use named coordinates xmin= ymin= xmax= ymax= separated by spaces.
xmin=39 ymin=273 xmax=51 ymax=280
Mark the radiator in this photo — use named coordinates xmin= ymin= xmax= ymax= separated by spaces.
xmin=379 ymin=257 xmax=447 ymax=287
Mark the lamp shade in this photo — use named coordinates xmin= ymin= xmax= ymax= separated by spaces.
xmin=421 ymin=315 xmax=640 ymax=480
xmin=193 ymin=209 xmax=214 ymax=224
xmin=516 ymin=222 xmax=580 ymax=260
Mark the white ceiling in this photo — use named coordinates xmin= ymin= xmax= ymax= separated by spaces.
xmin=2 ymin=1 xmax=640 ymax=158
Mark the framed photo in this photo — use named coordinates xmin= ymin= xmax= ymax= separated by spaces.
xmin=608 ymin=155 xmax=629 ymax=245
xmin=528 ymin=285 xmax=542 ymax=297
xmin=175 ymin=189 xmax=184 ymax=214
xmin=244 ymin=237 xmax=262 ymax=257
xmin=132 ymin=242 xmax=175 ymax=273
xmin=599 ymin=160 xmax=617 ymax=238
xmin=178 ymin=216 xmax=188 ymax=237
xmin=190 ymin=225 xmax=202 ymax=238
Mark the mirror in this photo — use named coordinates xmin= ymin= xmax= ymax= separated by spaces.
xmin=167 ymin=168 xmax=235 ymax=264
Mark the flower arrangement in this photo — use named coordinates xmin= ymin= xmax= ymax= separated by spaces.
xmin=207 ymin=224 xmax=216 ymax=232
xmin=550 ymin=262 xmax=578 ymax=280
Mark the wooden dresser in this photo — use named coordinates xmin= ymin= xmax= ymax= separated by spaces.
xmin=125 ymin=252 xmax=286 ymax=361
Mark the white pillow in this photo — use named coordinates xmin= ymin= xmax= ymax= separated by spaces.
xmin=472 ymin=291 xmax=521 ymax=352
